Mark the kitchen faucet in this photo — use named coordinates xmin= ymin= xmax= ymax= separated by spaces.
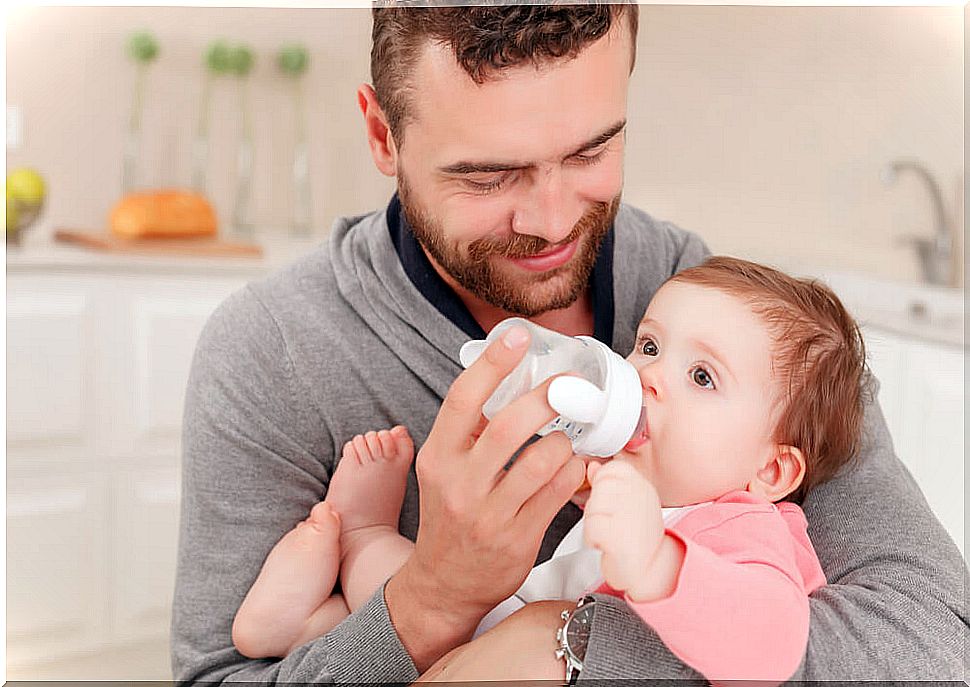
xmin=880 ymin=158 xmax=955 ymax=287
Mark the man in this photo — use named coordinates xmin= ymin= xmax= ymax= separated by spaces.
xmin=171 ymin=4 xmax=966 ymax=683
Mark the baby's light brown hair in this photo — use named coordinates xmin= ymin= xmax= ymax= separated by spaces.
xmin=669 ymin=256 xmax=870 ymax=503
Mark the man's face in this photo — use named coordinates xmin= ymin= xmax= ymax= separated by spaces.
xmin=393 ymin=22 xmax=631 ymax=316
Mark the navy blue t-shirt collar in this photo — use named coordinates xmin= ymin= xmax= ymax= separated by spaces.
xmin=386 ymin=193 xmax=614 ymax=346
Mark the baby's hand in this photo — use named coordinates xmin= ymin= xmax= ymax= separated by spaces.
xmin=582 ymin=459 xmax=664 ymax=596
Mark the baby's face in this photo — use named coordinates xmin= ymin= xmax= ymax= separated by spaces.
xmin=617 ymin=281 xmax=781 ymax=507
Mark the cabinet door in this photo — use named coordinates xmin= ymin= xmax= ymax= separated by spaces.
xmin=6 ymin=269 xmax=250 ymax=675
xmin=7 ymin=471 xmax=110 ymax=665
xmin=860 ymin=326 xmax=964 ymax=557
xmin=108 ymin=276 xmax=244 ymax=458
xmin=859 ymin=326 xmax=906 ymax=442
xmin=111 ymin=463 xmax=181 ymax=644
xmin=897 ymin=340 xmax=965 ymax=555
xmin=6 ymin=285 xmax=93 ymax=449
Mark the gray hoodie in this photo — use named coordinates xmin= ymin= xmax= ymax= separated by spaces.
xmin=171 ymin=202 xmax=967 ymax=683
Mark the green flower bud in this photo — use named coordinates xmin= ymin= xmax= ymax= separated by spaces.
xmin=127 ymin=31 xmax=159 ymax=63
xmin=278 ymin=44 xmax=309 ymax=76
xmin=205 ymin=40 xmax=232 ymax=74
xmin=228 ymin=45 xmax=255 ymax=77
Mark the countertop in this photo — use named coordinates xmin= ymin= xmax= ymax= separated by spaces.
xmin=6 ymin=229 xmax=325 ymax=276
xmin=8 ymin=235 xmax=965 ymax=348
xmin=778 ymin=260 xmax=965 ymax=349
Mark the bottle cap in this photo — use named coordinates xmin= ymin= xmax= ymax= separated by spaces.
xmin=459 ymin=339 xmax=487 ymax=368
xmin=560 ymin=338 xmax=642 ymax=457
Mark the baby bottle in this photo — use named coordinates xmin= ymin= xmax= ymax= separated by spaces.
xmin=458 ymin=317 xmax=644 ymax=457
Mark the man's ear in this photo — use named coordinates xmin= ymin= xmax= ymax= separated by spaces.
xmin=748 ymin=445 xmax=806 ymax=502
xmin=357 ymin=83 xmax=398 ymax=177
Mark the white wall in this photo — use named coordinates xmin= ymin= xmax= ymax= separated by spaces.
xmin=625 ymin=5 xmax=964 ymax=284
xmin=6 ymin=5 xmax=963 ymax=285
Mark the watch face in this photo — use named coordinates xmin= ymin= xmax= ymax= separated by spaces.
xmin=565 ymin=604 xmax=594 ymax=659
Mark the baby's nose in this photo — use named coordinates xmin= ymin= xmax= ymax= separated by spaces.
xmin=637 ymin=365 xmax=663 ymax=401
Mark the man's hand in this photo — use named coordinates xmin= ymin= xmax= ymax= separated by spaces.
xmin=386 ymin=325 xmax=586 ymax=671
xmin=583 ymin=459 xmax=665 ymax=598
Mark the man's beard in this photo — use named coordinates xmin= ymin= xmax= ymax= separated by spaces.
xmin=399 ymin=174 xmax=619 ymax=317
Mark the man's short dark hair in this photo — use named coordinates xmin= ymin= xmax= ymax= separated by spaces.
xmin=371 ymin=3 xmax=639 ymax=145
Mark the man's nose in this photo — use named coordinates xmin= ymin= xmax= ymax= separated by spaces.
xmin=511 ymin=167 xmax=584 ymax=244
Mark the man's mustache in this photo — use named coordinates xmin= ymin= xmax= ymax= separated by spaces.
xmin=467 ymin=204 xmax=606 ymax=262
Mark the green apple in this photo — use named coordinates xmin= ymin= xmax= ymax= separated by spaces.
xmin=6 ymin=168 xmax=45 ymax=208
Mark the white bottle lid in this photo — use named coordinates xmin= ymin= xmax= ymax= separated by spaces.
xmin=459 ymin=339 xmax=487 ymax=368
xmin=547 ymin=337 xmax=642 ymax=457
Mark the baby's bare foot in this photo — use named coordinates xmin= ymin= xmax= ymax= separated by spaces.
xmin=326 ymin=425 xmax=414 ymax=534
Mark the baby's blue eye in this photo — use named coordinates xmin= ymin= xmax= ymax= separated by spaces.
xmin=691 ymin=366 xmax=714 ymax=389
xmin=641 ymin=338 xmax=659 ymax=356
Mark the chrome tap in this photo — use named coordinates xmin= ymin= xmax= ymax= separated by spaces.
xmin=880 ymin=158 xmax=955 ymax=287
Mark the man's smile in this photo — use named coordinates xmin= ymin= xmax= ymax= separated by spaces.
xmin=504 ymin=239 xmax=579 ymax=272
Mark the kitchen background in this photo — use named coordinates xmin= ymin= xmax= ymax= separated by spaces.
xmin=5 ymin=3 xmax=965 ymax=681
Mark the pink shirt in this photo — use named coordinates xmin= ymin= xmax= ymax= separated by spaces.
xmin=593 ymin=490 xmax=826 ymax=685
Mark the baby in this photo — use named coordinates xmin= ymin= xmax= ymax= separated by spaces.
xmin=232 ymin=256 xmax=868 ymax=683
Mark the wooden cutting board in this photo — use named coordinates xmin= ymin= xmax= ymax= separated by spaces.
xmin=54 ymin=229 xmax=263 ymax=258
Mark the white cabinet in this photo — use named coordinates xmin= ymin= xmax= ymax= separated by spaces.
xmin=112 ymin=464 xmax=182 ymax=643
xmin=7 ymin=473 xmax=110 ymax=661
xmin=862 ymin=325 xmax=965 ymax=556
xmin=6 ymin=256 xmax=267 ymax=679
xmin=7 ymin=285 xmax=92 ymax=444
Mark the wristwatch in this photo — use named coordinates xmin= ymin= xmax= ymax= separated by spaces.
xmin=555 ymin=594 xmax=597 ymax=686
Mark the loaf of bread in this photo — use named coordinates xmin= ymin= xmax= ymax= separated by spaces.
xmin=110 ymin=190 xmax=217 ymax=239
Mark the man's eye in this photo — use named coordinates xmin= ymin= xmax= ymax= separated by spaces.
xmin=464 ymin=176 xmax=506 ymax=194
xmin=690 ymin=365 xmax=715 ymax=389
xmin=572 ymin=148 xmax=607 ymax=166
xmin=640 ymin=338 xmax=659 ymax=356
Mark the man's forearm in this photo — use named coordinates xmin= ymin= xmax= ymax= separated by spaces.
xmin=385 ymin=562 xmax=488 ymax=672
xmin=580 ymin=593 xmax=702 ymax=679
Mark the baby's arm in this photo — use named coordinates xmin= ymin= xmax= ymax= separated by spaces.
xmin=583 ymin=462 xmax=812 ymax=684
xmin=583 ymin=459 xmax=684 ymax=600
xmin=607 ymin=498 xmax=814 ymax=685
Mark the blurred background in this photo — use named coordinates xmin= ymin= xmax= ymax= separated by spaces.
xmin=5 ymin=3 xmax=965 ymax=681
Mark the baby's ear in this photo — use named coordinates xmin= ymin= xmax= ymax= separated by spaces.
xmin=749 ymin=445 xmax=806 ymax=502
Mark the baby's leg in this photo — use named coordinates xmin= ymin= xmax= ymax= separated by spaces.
xmin=232 ymin=501 xmax=350 ymax=658
xmin=327 ymin=426 xmax=416 ymax=611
